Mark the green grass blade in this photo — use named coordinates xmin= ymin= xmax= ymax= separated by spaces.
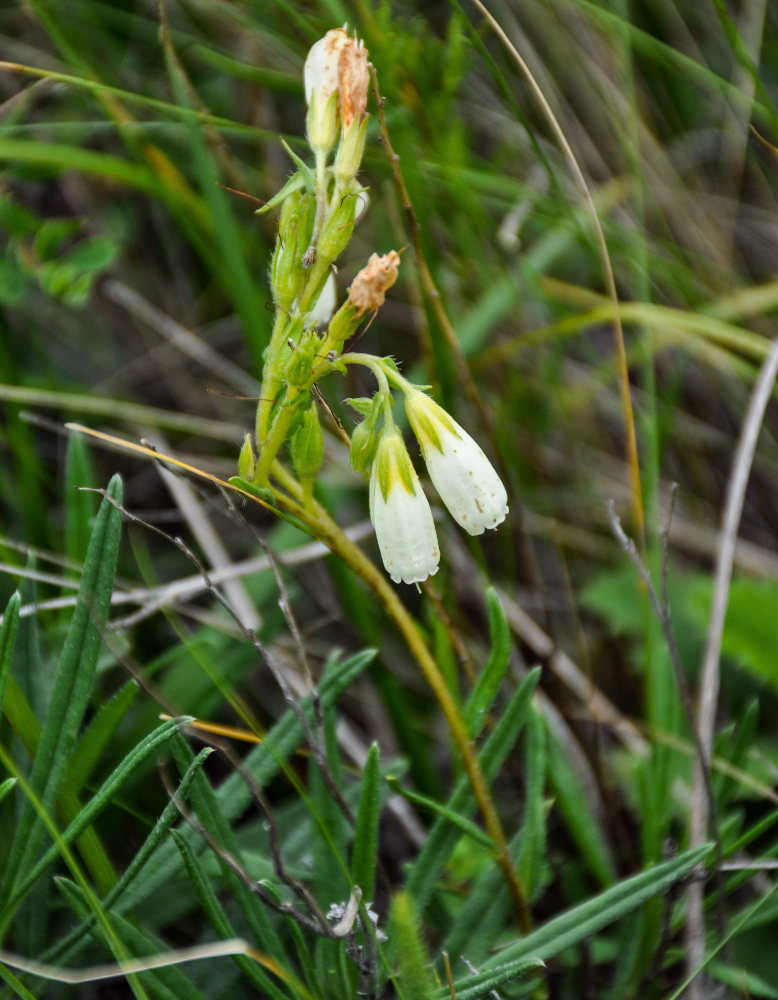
xmin=169 ymin=735 xmax=285 ymax=961
xmin=67 ymin=681 xmax=139 ymax=790
xmin=54 ymin=877 xmax=201 ymax=1000
xmin=385 ymin=777 xmax=495 ymax=849
xmin=0 ymin=591 xmax=21 ymax=711
xmin=41 ymin=747 xmax=214 ymax=969
xmin=1 ymin=473 xmax=123 ymax=907
xmin=464 ymin=589 xmax=512 ymax=738
xmin=0 ymin=962 xmax=39 ymax=1000
xmin=350 ymin=742 xmax=380 ymax=902
xmin=440 ymin=957 xmax=545 ymax=1000
xmin=483 ymin=845 xmax=713 ymax=967
xmin=63 ymin=432 xmax=96 ymax=572
xmin=406 ymin=666 xmax=541 ymax=911
xmin=116 ymin=649 xmax=374 ymax=916
xmin=545 ymin=721 xmax=617 ymax=888
xmin=518 ymin=705 xmax=547 ymax=899
xmin=6 ymin=717 xmax=183 ymax=915
xmin=389 ymin=891 xmax=436 ymax=1000
xmin=159 ymin=29 xmax=267 ymax=372
xmin=171 ymin=830 xmax=292 ymax=1000
xmin=0 ymin=777 xmax=17 ymax=804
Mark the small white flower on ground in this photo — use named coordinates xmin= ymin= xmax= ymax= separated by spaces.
xmin=369 ymin=428 xmax=440 ymax=585
xmin=405 ymin=388 xmax=509 ymax=535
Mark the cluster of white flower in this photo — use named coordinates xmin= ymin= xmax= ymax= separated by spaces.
xmin=251 ymin=26 xmax=509 ymax=589
xmin=369 ymin=388 xmax=508 ymax=585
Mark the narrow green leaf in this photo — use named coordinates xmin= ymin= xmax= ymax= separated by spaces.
xmin=386 ymin=777 xmax=495 ymax=849
xmin=1 ymin=475 xmax=123 ymax=908
xmin=390 ymin=891 xmax=436 ymax=1000
xmin=161 ymin=38 xmax=266 ymax=369
xmin=709 ymin=960 xmax=778 ymax=998
xmin=483 ymin=845 xmax=712 ymax=967
xmin=40 ymin=748 xmax=214 ymax=969
xmin=6 ymin=717 xmax=184 ymax=914
xmin=0 ymin=777 xmax=17 ymax=804
xmin=0 ymin=591 xmax=21 ymax=711
xmin=440 ymin=957 xmax=545 ymax=1000
xmin=54 ymin=877 xmax=204 ymax=1000
xmin=713 ymin=698 xmax=759 ymax=809
xmin=0 ymin=962 xmax=39 ymax=1000
xmin=171 ymin=831 xmax=291 ymax=1000
xmin=67 ymin=681 xmax=139 ymax=790
xmin=0 ymin=675 xmax=41 ymax=761
xmin=64 ymin=432 xmax=96 ymax=571
xmin=546 ymin=720 xmax=617 ymax=887
xmin=518 ymin=705 xmax=547 ymax=898
xmin=406 ymin=666 xmax=541 ymax=911
xmin=169 ymin=734 xmax=285 ymax=961
xmin=53 ymin=880 xmax=151 ymax=1000
xmin=351 ymin=743 xmax=381 ymax=902
xmin=116 ymin=649 xmax=373 ymax=916
xmin=255 ymin=170 xmax=307 ymax=214
xmin=464 ymin=589 xmax=512 ymax=737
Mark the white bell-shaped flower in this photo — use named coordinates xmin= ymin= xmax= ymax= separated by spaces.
xmin=405 ymin=389 xmax=508 ymax=535
xmin=369 ymin=428 xmax=440 ymax=585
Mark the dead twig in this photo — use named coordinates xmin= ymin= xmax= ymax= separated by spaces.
xmin=686 ymin=333 xmax=778 ymax=993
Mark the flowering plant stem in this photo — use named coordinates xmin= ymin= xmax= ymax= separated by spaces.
xmin=268 ymin=460 xmax=532 ymax=933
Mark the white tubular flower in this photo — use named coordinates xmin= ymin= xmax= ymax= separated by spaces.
xmin=405 ymin=389 xmax=509 ymax=536
xmin=369 ymin=429 xmax=440 ymax=585
xmin=306 ymin=271 xmax=337 ymax=327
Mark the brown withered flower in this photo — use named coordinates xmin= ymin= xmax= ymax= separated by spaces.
xmin=348 ymin=251 xmax=401 ymax=316
xmin=304 ymin=28 xmax=369 ymax=131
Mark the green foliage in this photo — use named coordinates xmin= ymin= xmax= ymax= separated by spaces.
xmin=3 ymin=0 xmax=778 ymax=996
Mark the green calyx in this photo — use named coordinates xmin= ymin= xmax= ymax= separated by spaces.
xmin=375 ymin=430 xmax=417 ymax=503
xmin=291 ymin=405 xmax=324 ymax=480
xmin=238 ymin=433 xmax=257 ymax=480
xmin=317 ymin=188 xmax=357 ymax=264
xmin=334 ymin=115 xmax=369 ymax=186
xmin=406 ymin=390 xmax=460 ymax=455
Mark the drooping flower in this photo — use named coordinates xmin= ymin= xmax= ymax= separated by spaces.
xmin=404 ymin=389 xmax=508 ymax=535
xmin=369 ymin=428 xmax=439 ymax=585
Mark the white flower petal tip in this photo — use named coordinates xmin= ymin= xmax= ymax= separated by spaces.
xmin=306 ymin=272 xmax=337 ymax=327
xmin=405 ymin=390 xmax=509 ymax=536
xmin=369 ymin=432 xmax=440 ymax=585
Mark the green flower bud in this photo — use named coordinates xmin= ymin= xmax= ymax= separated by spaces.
xmin=270 ymin=233 xmax=301 ymax=312
xmin=285 ymin=328 xmax=320 ymax=386
xmin=317 ymin=189 xmax=357 ymax=265
xmin=334 ymin=114 xmax=369 ymax=187
xmin=279 ymin=192 xmax=316 ymax=259
xmin=238 ymin=433 xmax=257 ymax=480
xmin=306 ymin=88 xmax=340 ymax=156
xmin=326 ymin=300 xmax=360 ymax=352
xmin=291 ymin=406 xmax=324 ymax=480
xmin=349 ymin=418 xmax=376 ymax=472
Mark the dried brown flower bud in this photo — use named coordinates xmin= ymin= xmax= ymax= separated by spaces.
xmin=304 ymin=28 xmax=369 ymax=132
xmin=348 ymin=251 xmax=401 ymax=316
